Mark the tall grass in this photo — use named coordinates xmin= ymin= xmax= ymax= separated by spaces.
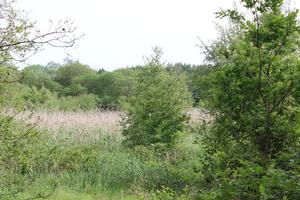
xmin=8 ymin=110 xmax=122 ymax=143
xmin=3 ymin=109 xmax=207 ymax=199
xmin=14 ymin=110 xmax=122 ymax=132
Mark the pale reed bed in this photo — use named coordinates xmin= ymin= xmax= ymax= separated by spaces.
xmin=6 ymin=108 xmax=211 ymax=142
xmin=8 ymin=110 xmax=123 ymax=143
xmin=33 ymin=110 xmax=123 ymax=134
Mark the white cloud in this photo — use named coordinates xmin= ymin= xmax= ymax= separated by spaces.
xmin=17 ymin=0 xmax=298 ymax=70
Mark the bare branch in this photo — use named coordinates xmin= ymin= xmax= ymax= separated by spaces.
xmin=0 ymin=0 xmax=82 ymax=64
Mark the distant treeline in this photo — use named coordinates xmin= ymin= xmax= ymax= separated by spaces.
xmin=2 ymin=61 xmax=214 ymax=111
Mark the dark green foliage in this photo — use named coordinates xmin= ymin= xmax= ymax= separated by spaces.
xmin=122 ymin=54 xmax=192 ymax=148
xmin=20 ymin=65 xmax=62 ymax=93
xmin=38 ymin=132 xmax=202 ymax=197
xmin=198 ymin=0 xmax=300 ymax=199
xmin=61 ymin=83 xmax=87 ymax=96
xmin=199 ymin=144 xmax=300 ymax=200
xmin=55 ymin=61 xmax=95 ymax=87
xmin=18 ymin=62 xmax=140 ymax=110
xmin=45 ymin=94 xmax=99 ymax=111
xmin=75 ymin=69 xmax=138 ymax=109
xmin=75 ymin=72 xmax=125 ymax=109
xmin=0 ymin=109 xmax=54 ymax=199
xmin=206 ymin=0 xmax=300 ymax=158
xmin=187 ymin=65 xmax=215 ymax=107
xmin=165 ymin=63 xmax=217 ymax=106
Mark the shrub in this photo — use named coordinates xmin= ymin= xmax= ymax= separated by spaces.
xmin=20 ymin=64 xmax=63 ymax=93
xmin=55 ymin=61 xmax=95 ymax=86
xmin=42 ymin=94 xmax=99 ymax=111
xmin=0 ymin=114 xmax=53 ymax=199
xmin=122 ymin=53 xmax=192 ymax=148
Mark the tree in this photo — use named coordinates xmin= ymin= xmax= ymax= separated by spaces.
xmin=20 ymin=65 xmax=62 ymax=92
xmin=0 ymin=0 xmax=79 ymax=198
xmin=0 ymin=0 xmax=80 ymax=64
xmin=199 ymin=0 xmax=300 ymax=198
xmin=122 ymin=48 xmax=192 ymax=148
xmin=207 ymin=0 xmax=300 ymax=159
xmin=165 ymin=63 xmax=216 ymax=106
xmin=55 ymin=61 xmax=95 ymax=87
xmin=74 ymin=69 xmax=138 ymax=109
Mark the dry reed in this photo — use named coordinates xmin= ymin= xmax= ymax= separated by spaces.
xmin=5 ymin=108 xmax=211 ymax=142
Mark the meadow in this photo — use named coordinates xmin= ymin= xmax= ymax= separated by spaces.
xmin=3 ymin=109 xmax=206 ymax=200
xmin=1 ymin=0 xmax=299 ymax=199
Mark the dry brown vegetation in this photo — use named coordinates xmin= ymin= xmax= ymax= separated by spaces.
xmin=5 ymin=110 xmax=122 ymax=142
xmin=5 ymin=108 xmax=211 ymax=142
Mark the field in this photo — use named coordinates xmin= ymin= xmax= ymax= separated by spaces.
xmin=13 ymin=110 xmax=123 ymax=143
xmin=11 ymin=108 xmax=209 ymax=139
xmin=2 ymin=1 xmax=299 ymax=198
xmin=3 ymin=109 xmax=207 ymax=200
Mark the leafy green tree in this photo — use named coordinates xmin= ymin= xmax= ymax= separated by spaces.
xmin=21 ymin=65 xmax=63 ymax=92
xmin=0 ymin=0 xmax=79 ymax=198
xmin=207 ymin=0 xmax=300 ymax=159
xmin=199 ymin=0 xmax=300 ymax=199
xmin=165 ymin=63 xmax=217 ymax=106
xmin=55 ymin=61 xmax=95 ymax=87
xmin=122 ymin=48 xmax=192 ymax=148
xmin=0 ymin=1 xmax=79 ymax=64
xmin=188 ymin=65 xmax=215 ymax=106
xmin=75 ymin=69 xmax=138 ymax=109
xmin=62 ymin=83 xmax=87 ymax=96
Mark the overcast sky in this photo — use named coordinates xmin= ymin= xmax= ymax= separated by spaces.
xmin=17 ymin=0 xmax=299 ymax=71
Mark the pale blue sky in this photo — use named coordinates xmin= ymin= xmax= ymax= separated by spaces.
xmin=17 ymin=0 xmax=299 ymax=71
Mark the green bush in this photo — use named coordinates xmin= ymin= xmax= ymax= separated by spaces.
xmin=122 ymin=59 xmax=192 ymax=148
xmin=0 ymin=115 xmax=53 ymax=199
xmin=55 ymin=61 xmax=95 ymax=86
xmin=61 ymin=83 xmax=87 ymax=96
xmin=21 ymin=64 xmax=63 ymax=93
xmin=42 ymin=94 xmax=99 ymax=111
xmin=75 ymin=69 xmax=138 ymax=109
xmin=36 ymin=129 xmax=202 ymax=197
xmin=199 ymin=151 xmax=300 ymax=200
xmin=1 ymin=83 xmax=54 ymax=110
xmin=196 ymin=1 xmax=300 ymax=198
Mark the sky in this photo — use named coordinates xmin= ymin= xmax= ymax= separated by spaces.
xmin=16 ymin=0 xmax=299 ymax=71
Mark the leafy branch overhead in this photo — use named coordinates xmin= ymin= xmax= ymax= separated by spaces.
xmin=0 ymin=0 xmax=82 ymax=63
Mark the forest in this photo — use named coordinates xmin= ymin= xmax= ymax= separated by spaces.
xmin=0 ymin=0 xmax=299 ymax=199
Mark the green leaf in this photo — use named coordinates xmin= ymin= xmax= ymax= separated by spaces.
xmin=259 ymin=183 xmax=266 ymax=194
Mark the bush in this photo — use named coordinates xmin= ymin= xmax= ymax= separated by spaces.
xmin=21 ymin=64 xmax=63 ymax=93
xmin=122 ymin=58 xmax=192 ymax=148
xmin=0 ymin=114 xmax=53 ymax=199
xmin=1 ymin=83 xmax=54 ymax=110
xmin=42 ymin=94 xmax=99 ymax=111
xmin=199 ymin=154 xmax=300 ymax=200
xmin=55 ymin=61 xmax=95 ymax=86
xmin=75 ymin=69 xmax=138 ymax=109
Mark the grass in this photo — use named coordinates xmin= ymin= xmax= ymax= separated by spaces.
xmin=14 ymin=110 xmax=123 ymax=133
xmin=7 ymin=110 xmax=123 ymax=143
xmin=7 ymin=109 xmax=208 ymax=143
xmin=48 ymin=189 xmax=137 ymax=200
xmin=18 ymin=177 xmax=139 ymax=200
xmin=2 ymin=109 xmax=207 ymax=200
